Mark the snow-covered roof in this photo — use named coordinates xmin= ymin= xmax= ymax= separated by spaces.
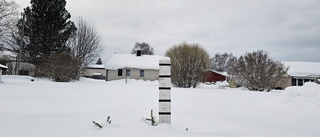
xmin=87 ymin=64 xmax=105 ymax=69
xmin=206 ymin=69 xmax=229 ymax=77
xmin=105 ymin=54 xmax=168 ymax=70
xmin=0 ymin=64 xmax=8 ymax=70
xmin=283 ymin=62 xmax=320 ymax=76
xmin=93 ymin=73 xmax=102 ymax=75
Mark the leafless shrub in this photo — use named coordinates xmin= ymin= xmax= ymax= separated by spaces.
xmin=67 ymin=16 xmax=104 ymax=79
xmin=230 ymin=50 xmax=289 ymax=91
xmin=42 ymin=52 xmax=80 ymax=82
xmin=165 ymin=42 xmax=211 ymax=88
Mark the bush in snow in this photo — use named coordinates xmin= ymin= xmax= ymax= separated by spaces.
xmin=165 ymin=42 xmax=211 ymax=88
xmin=229 ymin=50 xmax=289 ymax=91
xmin=41 ymin=52 xmax=80 ymax=82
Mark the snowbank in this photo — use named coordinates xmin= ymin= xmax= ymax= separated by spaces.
xmin=1 ymin=76 xmax=320 ymax=137
xmin=266 ymin=82 xmax=320 ymax=108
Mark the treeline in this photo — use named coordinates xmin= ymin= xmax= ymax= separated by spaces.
xmin=0 ymin=0 xmax=103 ymax=82
xmin=165 ymin=42 xmax=289 ymax=92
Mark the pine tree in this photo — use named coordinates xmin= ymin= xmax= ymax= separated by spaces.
xmin=19 ymin=0 xmax=76 ymax=66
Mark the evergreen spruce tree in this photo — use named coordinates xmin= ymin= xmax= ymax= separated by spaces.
xmin=19 ymin=0 xmax=76 ymax=66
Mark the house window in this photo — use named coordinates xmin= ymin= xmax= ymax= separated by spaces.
xmin=292 ymin=78 xmax=296 ymax=86
xmin=140 ymin=70 xmax=144 ymax=77
xmin=118 ymin=69 xmax=123 ymax=76
xmin=298 ymin=79 xmax=303 ymax=86
xmin=126 ymin=69 xmax=131 ymax=76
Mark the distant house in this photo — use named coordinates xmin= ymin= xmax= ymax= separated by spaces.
xmin=277 ymin=62 xmax=320 ymax=89
xmin=203 ymin=70 xmax=228 ymax=83
xmin=6 ymin=62 xmax=35 ymax=76
xmin=83 ymin=64 xmax=106 ymax=80
xmin=1 ymin=51 xmax=35 ymax=76
xmin=105 ymin=51 xmax=167 ymax=81
xmin=0 ymin=64 xmax=8 ymax=82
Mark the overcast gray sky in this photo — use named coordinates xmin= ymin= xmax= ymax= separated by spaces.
xmin=14 ymin=0 xmax=320 ymax=62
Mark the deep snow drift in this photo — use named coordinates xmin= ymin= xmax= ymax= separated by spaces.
xmin=1 ymin=75 xmax=320 ymax=137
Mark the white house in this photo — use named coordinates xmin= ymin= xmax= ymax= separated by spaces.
xmin=0 ymin=64 xmax=8 ymax=83
xmin=105 ymin=52 xmax=167 ymax=81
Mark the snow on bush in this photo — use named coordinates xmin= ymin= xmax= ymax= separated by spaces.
xmin=274 ymin=82 xmax=320 ymax=108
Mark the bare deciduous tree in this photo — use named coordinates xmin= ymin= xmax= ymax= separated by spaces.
xmin=131 ymin=42 xmax=154 ymax=55
xmin=67 ymin=16 xmax=104 ymax=79
xmin=0 ymin=0 xmax=18 ymax=39
xmin=165 ymin=42 xmax=211 ymax=88
xmin=211 ymin=53 xmax=237 ymax=72
xmin=230 ymin=50 xmax=289 ymax=91
xmin=0 ymin=0 xmax=18 ymax=53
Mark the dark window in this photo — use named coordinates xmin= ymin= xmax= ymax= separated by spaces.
xmin=140 ymin=70 xmax=144 ymax=77
xmin=292 ymin=78 xmax=296 ymax=86
xmin=118 ymin=69 xmax=123 ymax=76
xmin=126 ymin=69 xmax=131 ymax=76
xmin=298 ymin=79 xmax=303 ymax=86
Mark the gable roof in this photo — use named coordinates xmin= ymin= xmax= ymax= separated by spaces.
xmin=283 ymin=62 xmax=320 ymax=76
xmin=212 ymin=70 xmax=229 ymax=77
xmin=105 ymin=54 xmax=168 ymax=70
xmin=205 ymin=69 xmax=228 ymax=77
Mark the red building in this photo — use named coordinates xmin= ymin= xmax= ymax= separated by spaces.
xmin=203 ymin=70 xmax=228 ymax=83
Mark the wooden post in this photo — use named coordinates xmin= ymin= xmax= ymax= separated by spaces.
xmin=159 ymin=58 xmax=171 ymax=124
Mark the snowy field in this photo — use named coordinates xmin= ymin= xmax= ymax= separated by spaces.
xmin=1 ymin=75 xmax=320 ymax=137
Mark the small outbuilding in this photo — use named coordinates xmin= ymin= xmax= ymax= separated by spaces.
xmin=83 ymin=64 xmax=106 ymax=80
xmin=0 ymin=64 xmax=8 ymax=83
xmin=203 ymin=70 xmax=228 ymax=84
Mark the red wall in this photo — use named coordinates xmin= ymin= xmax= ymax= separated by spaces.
xmin=203 ymin=71 xmax=226 ymax=83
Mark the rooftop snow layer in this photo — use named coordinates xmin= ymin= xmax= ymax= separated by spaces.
xmin=0 ymin=64 xmax=8 ymax=69
xmin=87 ymin=64 xmax=105 ymax=69
xmin=105 ymin=54 xmax=168 ymax=70
xmin=283 ymin=62 xmax=320 ymax=76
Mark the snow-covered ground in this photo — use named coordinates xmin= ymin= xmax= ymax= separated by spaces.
xmin=1 ymin=75 xmax=320 ymax=137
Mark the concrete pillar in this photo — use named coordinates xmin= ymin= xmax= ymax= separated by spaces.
xmin=159 ymin=58 xmax=171 ymax=124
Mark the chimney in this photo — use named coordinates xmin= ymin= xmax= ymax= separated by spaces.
xmin=136 ymin=46 xmax=142 ymax=57
xmin=137 ymin=50 xmax=141 ymax=56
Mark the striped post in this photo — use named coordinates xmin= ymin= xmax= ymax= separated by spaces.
xmin=159 ymin=58 xmax=171 ymax=124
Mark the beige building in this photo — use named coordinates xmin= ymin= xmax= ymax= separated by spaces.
xmin=277 ymin=62 xmax=320 ymax=89
xmin=105 ymin=52 xmax=165 ymax=81
xmin=83 ymin=65 xmax=106 ymax=80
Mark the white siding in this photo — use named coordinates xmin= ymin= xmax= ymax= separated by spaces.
xmin=107 ymin=68 xmax=158 ymax=81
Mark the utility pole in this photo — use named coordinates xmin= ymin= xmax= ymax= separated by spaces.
xmin=16 ymin=13 xmax=25 ymax=75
